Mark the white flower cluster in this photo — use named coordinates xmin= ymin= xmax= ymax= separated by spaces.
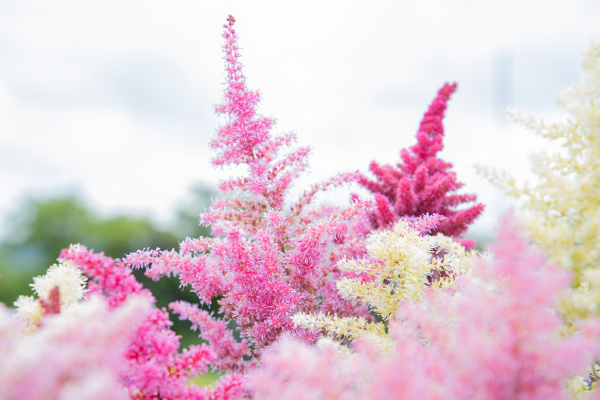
xmin=337 ymin=221 xmax=473 ymax=319
xmin=14 ymin=261 xmax=88 ymax=330
xmin=293 ymin=220 xmax=476 ymax=355
xmin=478 ymin=41 xmax=600 ymax=323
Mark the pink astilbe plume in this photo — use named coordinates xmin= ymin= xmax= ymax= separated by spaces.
xmin=249 ymin=336 xmax=367 ymax=400
xmin=60 ymin=244 xmax=248 ymax=400
xmin=203 ymin=15 xmax=368 ymax=240
xmin=371 ymin=217 xmax=600 ymax=399
xmin=39 ymin=285 xmax=61 ymax=315
xmin=123 ymin=15 xmax=374 ymax=360
xmin=208 ymin=13 xmax=312 ymax=216
xmin=170 ymin=301 xmax=251 ymax=371
xmin=0 ymin=295 xmax=150 ymax=400
xmin=249 ymin=218 xmax=600 ymax=399
xmin=59 ymin=244 xmax=154 ymax=309
xmin=359 ymin=83 xmax=484 ymax=237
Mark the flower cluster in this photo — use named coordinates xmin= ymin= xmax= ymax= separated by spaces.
xmin=121 ymin=17 xmax=487 ymax=371
xmin=5 ymin=14 xmax=600 ymax=400
xmin=478 ymin=41 xmax=600 ymax=323
xmin=60 ymin=244 xmax=248 ymax=400
xmin=359 ymin=83 xmax=484 ymax=238
xmin=293 ymin=215 xmax=476 ymax=353
xmin=250 ymin=218 xmax=600 ymax=400
xmin=3 ymin=281 xmax=150 ymax=400
xmin=14 ymin=260 xmax=87 ymax=332
xmin=121 ymin=15 xmax=377 ymax=358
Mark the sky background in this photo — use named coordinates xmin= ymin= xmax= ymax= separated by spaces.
xmin=1 ymin=0 xmax=599 ymax=242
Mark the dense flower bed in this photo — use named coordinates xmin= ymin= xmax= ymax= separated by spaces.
xmin=1 ymin=15 xmax=600 ymax=400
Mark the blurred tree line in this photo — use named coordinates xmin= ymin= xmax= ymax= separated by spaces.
xmin=0 ymin=184 xmax=217 ymax=348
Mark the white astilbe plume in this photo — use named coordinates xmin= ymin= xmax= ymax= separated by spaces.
xmin=14 ymin=261 xmax=88 ymax=329
xmin=13 ymin=296 xmax=43 ymax=327
xmin=293 ymin=220 xmax=475 ymax=354
xmin=477 ymin=42 xmax=600 ymax=323
xmin=31 ymin=261 xmax=88 ymax=306
xmin=337 ymin=221 xmax=473 ymax=319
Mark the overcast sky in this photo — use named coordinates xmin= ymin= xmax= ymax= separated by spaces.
xmin=1 ymin=0 xmax=599 ymax=241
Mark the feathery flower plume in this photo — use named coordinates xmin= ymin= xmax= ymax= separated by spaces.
xmin=251 ymin=218 xmax=600 ymax=399
xmin=60 ymin=244 xmax=248 ymax=400
xmin=1 ymin=295 xmax=150 ymax=400
xmin=360 ymin=83 xmax=484 ymax=238
xmin=478 ymin=42 xmax=600 ymax=323
xmin=293 ymin=216 xmax=475 ymax=348
xmin=14 ymin=260 xmax=87 ymax=331
xmin=123 ymin=15 xmax=374 ymax=359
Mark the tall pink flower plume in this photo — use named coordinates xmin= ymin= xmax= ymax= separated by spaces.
xmin=209 ymin=13 xmax=311 ymax=213
xmin=61 ymin=244 xmax=247 ymax=400
xmin=359 ymin=83 xmax=484 ymax=237
xmin=123 ymin=15 xmax=374 ymax=358
xmin=249 ymin=218 xmax=600 ymax=399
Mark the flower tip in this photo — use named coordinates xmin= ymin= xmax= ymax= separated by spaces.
xmin=442 ymin=82 xmax=458 ymax=95
xmin=227 ymin=14 xmax=236 ymax=26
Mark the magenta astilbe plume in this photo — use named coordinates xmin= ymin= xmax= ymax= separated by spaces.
xmin=39 ymin=286 xmax=61 ymax=315
xmin=59 ymin=244 xmax=153 ymax=309
xmin=249 ymin=218 xmax=600 ymax=399
xmin=170 ymin=301 xmax=251 ymax=371
xmin=208 ymin=13 xmax=311 ymax=216
xmin=360 ymin=83 xmax=484 ymax=237
xmin=60 ymin=244 xmax=247 ymax=400
xmin=123 ymin=15 xmax=374 ymax=358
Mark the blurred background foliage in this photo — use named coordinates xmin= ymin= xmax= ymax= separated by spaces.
xmin=0 ymin=183 xmax=217 ymax=349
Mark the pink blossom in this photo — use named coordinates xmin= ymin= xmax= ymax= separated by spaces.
xmin=59 ymin=244 xmax=153 ymax=309
xmin=0 ymin=295 xmax=149 ymax=400
xmin=249 ymin=336 xmax=365 ymax=400
xmin=249 ymin=218 xmax=600 ymax=399
xmin=123 ymin=16 xmax=374 ymax=354
xmin=359 ymin=83 xmax=484 ymax=237
xmin=61 ymin=244 xmax=248 ymax=400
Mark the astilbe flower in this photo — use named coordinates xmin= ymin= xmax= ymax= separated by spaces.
xmin=248 ymin=336 xmax=368 ymax=400
xmin=123 ymin=14 xmax=374 ymax=359
xmin=293 ymin=215 xmax=476 ymax=353
xmin=478 ymin=42 xmax=600 ymax=323
xmin=0 ymin=295 xmax=150 ymax=400
xmin=205 ymin=13 xmax=363 ymax=230
xmin=13 ymin=260 xmax=88 ymax=332
xmin=5 ymin=256 xmax=148 ymax=400
xmin=250 ymin=218 xmax=600 ymax=400
xmin=60 ymin=244 xmax=248 ymax=400
xmin=359 ymin=83 xmax=484 ymax=238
